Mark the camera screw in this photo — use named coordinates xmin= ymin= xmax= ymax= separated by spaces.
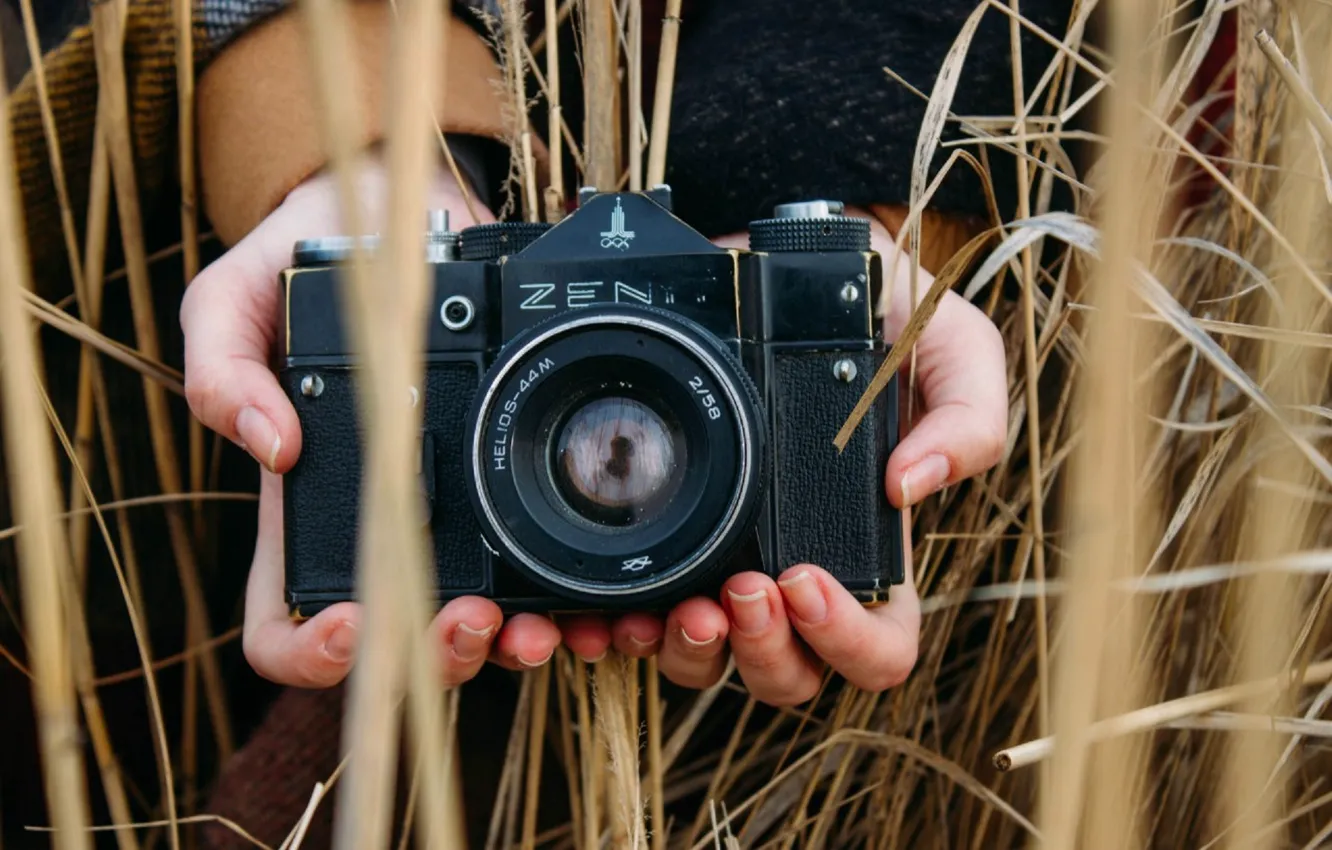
xmin=832 ymin=359 xmax=858 ymax=383
xmin=440 ymin=295 xmax=476 ymax=331
xmin=840 ymin=282 xmax=860 ymax=304
xmin=300 ymin=375 xmax=325 ymax=398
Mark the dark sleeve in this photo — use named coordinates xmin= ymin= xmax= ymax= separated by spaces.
xmin=662 ymin=0 xmax=1076 ymax=238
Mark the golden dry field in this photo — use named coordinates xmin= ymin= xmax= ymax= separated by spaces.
xmin=3 ymin=0 xmax=1332 ymax=847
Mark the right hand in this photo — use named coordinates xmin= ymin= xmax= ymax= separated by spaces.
xmin=181 ymin=162 xmax=566 ymax=688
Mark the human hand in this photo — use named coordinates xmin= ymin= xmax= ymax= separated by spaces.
xmin=182 ymin=162 xmax=566 ymax=687
xmin=532 ymin=209 xmax=1008 ymax=706
xmin=602 ymin=208 xmax=1007 ymax=706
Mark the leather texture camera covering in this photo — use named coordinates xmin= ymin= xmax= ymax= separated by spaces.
xmin=281 ymin=362 xmax=489 ymax=615
xmin=771 ymin=350 xmax=902 ymax=597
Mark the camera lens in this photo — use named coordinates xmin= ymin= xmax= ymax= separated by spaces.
xmin=552 ymin=395 xmax=684 ymax=527
xmin=465 ymin=306 xmax=767 ymax=607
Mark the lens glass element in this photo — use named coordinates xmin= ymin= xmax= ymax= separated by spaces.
xmin=552 ymin=395 xmax=683 ymax=527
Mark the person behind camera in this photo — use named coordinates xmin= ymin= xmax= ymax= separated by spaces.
xmin=178 ymin=0 xmax=1069 ymax=704
xmin=5 ymin=0 xmax=1069 ymax=840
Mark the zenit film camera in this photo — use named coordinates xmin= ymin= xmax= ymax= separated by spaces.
xmin=279 ymin=187 xmax=904 ymax=616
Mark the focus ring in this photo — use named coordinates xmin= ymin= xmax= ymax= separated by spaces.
xmin=460 ymin=222 xmax=553 ymax=261
xmin=748 ymin=218 xmax=871 ymax=253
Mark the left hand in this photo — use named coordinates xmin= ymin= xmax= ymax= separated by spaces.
xmin=564 ymin=207 xmax=1008 ymax=705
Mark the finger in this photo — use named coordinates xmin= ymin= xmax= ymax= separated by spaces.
xmin=775 ymin=565 xmax=920 ymax=692
xmin=432 ymin=597 xmax=504 ymax=686
xmin=245 ymin=602 xmax=361 ymax=688
xmin=611 ymin=614 xmax=665 ymax=658
xmin=243 ymin=469 xmax=360 ymax=687
xmin=711 ymin=231 xmax=749 ymax=250
xmin=491 ymin=613 xmax=562 ymax=670
xmin=658 ymin=597 xmax=730 ymax=690
xmin=722 ymin=572 xmax=823 ymax=706
xmin=558 ymin=614 xmax=613 ymax=662
xmin=884 ymin=291 xmax=1008 ymax=508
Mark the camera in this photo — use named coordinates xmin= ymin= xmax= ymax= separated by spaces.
xmin=279 ymin=187 xmax=904 ymax=616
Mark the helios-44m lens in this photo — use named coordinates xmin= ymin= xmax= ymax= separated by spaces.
xmin=464 ymin=306 xmax=767 ymax=607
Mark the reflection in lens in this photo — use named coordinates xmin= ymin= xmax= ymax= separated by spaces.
xmin=554 ymin=396 xmax=680 ymax=526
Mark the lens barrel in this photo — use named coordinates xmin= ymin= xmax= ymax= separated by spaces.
xmin=465 ymin=306 xmax=766 ymax=607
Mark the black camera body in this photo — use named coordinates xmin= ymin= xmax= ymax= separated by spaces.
xmin=279 ymin=187 xmax=904 ymax=616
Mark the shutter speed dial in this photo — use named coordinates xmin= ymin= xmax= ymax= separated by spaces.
xmin=459 ymin=222 xmax=553 ymax=261
xmin=747 ymin=199 xmax=871 ymax=253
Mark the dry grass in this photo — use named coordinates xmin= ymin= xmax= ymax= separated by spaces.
xmin=4 ymin=0 xmax=1332 ymax=848
xmin=295 ymin=0 xmax=462 ymax=847
xmin=0 ymin=22 xmax=94 ymax=850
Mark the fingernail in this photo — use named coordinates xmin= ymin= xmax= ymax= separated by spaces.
xmin=626 ymin=634 xmax=659 ymax=653
xmin=453 ymin=622 xmax=496 ymax=663
xmin=584 ymin=650 xmax=607 ymax=664
xmin=517 ymin=649 xmax=554 ymax=668
xmin=324 ymin=621 xmax=357 ymax=663
xmin=901 ymin=454 xmax=951 ymax=505
xmin=236 ymin=406 xmax=281 ymax=472
xmin=679 ymin=627 xmax=719 ymax=650
xmin=727 ymin=588 xmax=771 ymax=635
xmin=778 ymin=570 xmax=828 ymax=623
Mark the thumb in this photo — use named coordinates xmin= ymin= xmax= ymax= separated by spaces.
xmin=884 ymin=290 xmax=1008 ymax=508
xmin=180 ymin=199 xmax=342 ymax=473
